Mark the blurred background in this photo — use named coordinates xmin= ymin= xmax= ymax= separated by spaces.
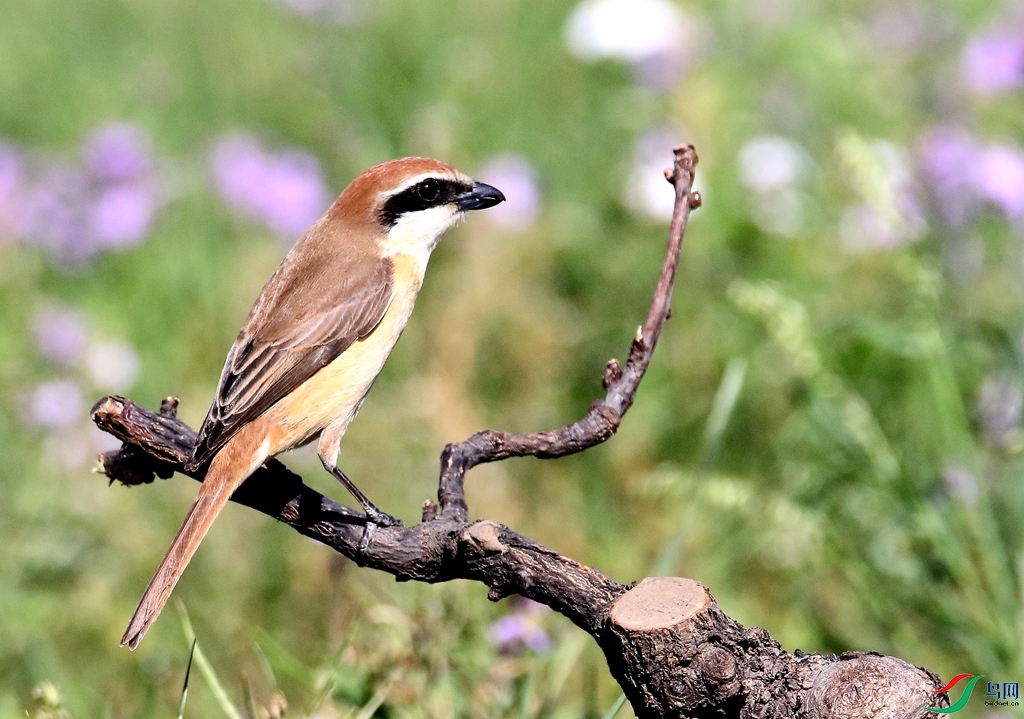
xmin=1 ymin=0 xmax=1022 ymax=716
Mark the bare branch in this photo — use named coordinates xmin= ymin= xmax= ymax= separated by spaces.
xmin=436 ymin=147 xmax=699 ymax=521
xmin=92 ymin=146 xmax=947 ymax=718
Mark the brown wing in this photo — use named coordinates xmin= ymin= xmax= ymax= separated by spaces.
xmin=187 ymin=249 xmax=395 ymax=472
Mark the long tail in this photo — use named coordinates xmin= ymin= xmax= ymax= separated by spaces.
xmin=121 ymin=440 xmax=263 ymax=649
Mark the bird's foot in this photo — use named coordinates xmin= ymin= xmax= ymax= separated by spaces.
xmin=356 ymin=505 xmax=402 ymax=558
xmin=321 ymin=462 xmax=402 ymax=559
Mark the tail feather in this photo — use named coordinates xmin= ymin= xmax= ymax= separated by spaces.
xmin=122 ymin=451 xmax=255 ymax=649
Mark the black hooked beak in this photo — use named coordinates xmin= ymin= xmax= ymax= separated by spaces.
xmin=456 ymin=181 xmax=505 ymax=211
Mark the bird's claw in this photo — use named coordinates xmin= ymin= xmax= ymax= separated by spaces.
xmin=355 ymin=506 xmax=402 ymax=559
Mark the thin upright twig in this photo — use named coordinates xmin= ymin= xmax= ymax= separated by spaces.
xmin=434 ymin=146 xmax=701 ymax=521
xmin=90 ymin=146 xmax=944 ymax=718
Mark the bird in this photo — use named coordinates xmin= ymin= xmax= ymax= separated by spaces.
xmin=121 ymin=157 xmax=505 ymax=649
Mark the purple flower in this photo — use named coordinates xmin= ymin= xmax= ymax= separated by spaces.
xmin=24 ymin=379 xmax=85 ymax=429
xmin=918 ymin=127 xmax=1024 ymax=224
xmin=477 ymin=156 xmax=540 ymax=231
xmin=489 ymin=599 xmax=551 ymax=654
xmin=0 ymin=143 xmax=22 ymax=196
xmin=272 ymin=0 xmax=365 ymax=23
xmin=0 ymin=143 xmax=24 ymax=241
xmin=868 ymin=1 xmax=933 ymax=53
xmin=918 ymin=127 xmax=975 ymax=194
xmin=963 ymin=32 xmax=1024 ymax=96
xmin=8 ymin=122 xmax=163 ymax=269
xmin=34 ymin=304 xmax=88 ymax=367
xmin=977 ymin=374 xmax=1023 ymax=449
xmin=211 ymin=134 xmax=330 ymax=240
xmin=82 ymin=124 xmax=159 ymax=249
xmin=83 ymin=123 xmax=153 ymax=183
xmin=18 ymin=164 xmax=99 ymax=266
xmin=971 ymin=144 xmax=1024 ymax=220
xmin=259 ymin=151 xmax=331 ymax=237
xmin=942 ymin=465 xmax=978 ymax=506
xmin=634 ymin=48 xmax=687 ymax=89
xmin=89 ymin=183 xmax=156 ymax=247
xmin=211 ymin=135 xmax=265 ymax=213
xmin=917 ymin=126 xmax=983 ymax=227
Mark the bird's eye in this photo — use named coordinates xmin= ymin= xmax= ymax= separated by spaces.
xmin=416 ymin=179 xmax=440 ymax=203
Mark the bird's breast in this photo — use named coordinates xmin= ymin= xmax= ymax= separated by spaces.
xmin=264 ymin=252 xmax=428 ymax=450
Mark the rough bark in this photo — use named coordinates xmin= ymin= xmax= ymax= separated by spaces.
xmin=91 ymin=146 xmax=949 ymax=718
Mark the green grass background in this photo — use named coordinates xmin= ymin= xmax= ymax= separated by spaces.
xmin=1 ymin=0 xmax=1022 ymax=716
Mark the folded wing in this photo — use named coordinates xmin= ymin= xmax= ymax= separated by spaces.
xmin=187 ymin=250 xmax=395 ymax=471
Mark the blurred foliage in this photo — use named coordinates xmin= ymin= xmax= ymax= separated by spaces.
xmin=1 ymin=0 xmax=1023 ymax=716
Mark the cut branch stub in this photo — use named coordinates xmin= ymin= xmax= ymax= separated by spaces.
xmin=606 ymin=577 xmax=748 ymax=718
xmin=804 ymin=655 xmax=946 ymax=719
xmin=604 ymin=577 xmax=946 ymax=719
xmin=89 ymin=146 xmax=947 ymax=718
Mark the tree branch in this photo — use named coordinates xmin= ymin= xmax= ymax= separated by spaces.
xmin=92 ymin=146 xmax=948 ymax=718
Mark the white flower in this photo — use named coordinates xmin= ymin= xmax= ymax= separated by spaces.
xmin=738 ymin=136 xmax=813 ymax=194
xmin=738 ymin=136 xmax=815 ymax=236
xmin=565 ymin=0 xmax=685 ymax=62
xmin=86 ymin=339 xmax=140 ymax=392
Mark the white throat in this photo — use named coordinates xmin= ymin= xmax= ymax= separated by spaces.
xmin=380 ymin=205 xmax=462 ymax=260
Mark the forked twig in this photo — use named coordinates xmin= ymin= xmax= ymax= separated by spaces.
xmin=91 ymin=146 xmax=945 ymax=718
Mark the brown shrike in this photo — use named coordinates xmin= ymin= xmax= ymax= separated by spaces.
xmin=122 ymin=157 xmax=504 ymax=649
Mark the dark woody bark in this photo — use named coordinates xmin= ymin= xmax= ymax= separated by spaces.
xmin=91 ymin=147 xmax=949 ymax=718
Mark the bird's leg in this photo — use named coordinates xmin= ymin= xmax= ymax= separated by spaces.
xmin=324 ymin=461 xmax=402 ymax=555
xmin=329 ymin=464 xmax=401 ymax=524
xmin=318 ymin=424 xmax=401 ymax=556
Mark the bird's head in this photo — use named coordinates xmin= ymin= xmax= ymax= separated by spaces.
xmin=330 ymin=157 xmax=505 ymax=258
